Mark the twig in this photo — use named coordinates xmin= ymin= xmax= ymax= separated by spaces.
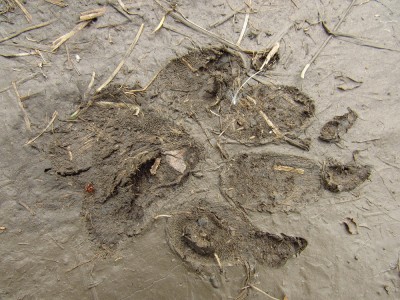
xmin=232 ymin=42 xmax=279 ymax=104
xmin=13 ymin=0 xmax=32 ymax=22
xmin=249 ymin=284 xmax=280 ymax=300
xmin=52 ymin=20 xmax=90 ymax=52
xmin=259 ymin=110 xmax=283 ymax=138
xmin=12 ymin=81 xmax=31 ymax=131
xmin=96 ymin=23 xmax=144 ymax=93
xmin=236 ymin=0 xmax=251 ymax=46
xmin=301 ymin=0 xmax=357 ymax=78
xmin=0 ymin=19 xmax=56 ymax=43
xmin=26 ymin=111 xmax=58 ymax=145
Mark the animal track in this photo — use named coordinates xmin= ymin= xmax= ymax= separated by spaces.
xmin=44 ymin=47 xmax=370 ymax=274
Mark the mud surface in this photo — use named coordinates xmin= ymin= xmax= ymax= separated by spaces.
xmin=1 ymin=0 xmax=400 ymax=299
xmin=166 ymin=204 xmax=307 ymax=269
xmin=220 ymin=153 xmax=321 ymax=213
xmin=46 ymin=106 xmax=202 ymax=245
xmin=322 ymin=160 xmax=371 ymax=192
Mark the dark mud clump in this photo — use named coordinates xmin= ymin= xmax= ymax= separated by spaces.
xmin=319 ymin=107 xmax=358 ymax=143
xmin=166 ymin=205 xmax=307 ymax=271
xmin=322 ymin=160 xmax=371 ymax=192
xmin=47 ymin=106 xmax=202 ymax=245
xmin=220 ymin=153 xmax=321 ymax=213
xmin=145 ymin=48 xmax=314 ymax=147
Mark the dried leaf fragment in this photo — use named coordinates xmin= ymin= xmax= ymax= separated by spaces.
xmin=165 ymin=149 xmax=187 ymax=173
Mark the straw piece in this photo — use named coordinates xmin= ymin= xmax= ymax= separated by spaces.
xmin=0 ymin=19 xmax=56 ymax=44
xmin=96 ymin=23 xmax=144 ymax=93
xmin=52 ymin=20 xmax=90 ymax=52
xmin=44 ymin=0 xmax=68 ymax=7
xmin=153 ymin=14 xmax=167 ymax=33
xmin=300 ymin=0 xmax=357 ymax=78
xmin=232 ymin=42 xmax=279 ymax=104
xmin=13 ymin=0 xmax=32 ymax=22
xmin=12 ymin=81 xmax=31 ymax=131
xmin=80 ymin=7 xmax=106 ymax=21
xmin=26 ymin=111 xmax=58 ymax=145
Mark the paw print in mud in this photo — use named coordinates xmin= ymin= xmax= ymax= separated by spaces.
xmin=46 ymin=48 xmax=370 ymax=285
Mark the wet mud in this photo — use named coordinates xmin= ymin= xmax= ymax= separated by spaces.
xmin=42 ymin=48 xmax=371 ymax=281
xmin=322 ymin=160 xmax=371 ymax=193
xmin=166 ymin=204 xmax=307 ymax=270
xmin=319 ymin=108 xmax=358 ymax=143
xmin=2 ymin=1 xmax=399 ymax=298
xmin=47 ymin=106 xmax=202 ymax=245
xmin=220 ymin=153 xmax=321 ymax=213
xmin=142 ymin=47 xmax=314 ymax=147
